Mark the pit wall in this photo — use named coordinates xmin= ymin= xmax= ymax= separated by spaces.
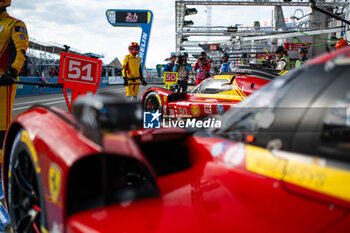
xmin=15 ymin=76 xmax=109 ymax=96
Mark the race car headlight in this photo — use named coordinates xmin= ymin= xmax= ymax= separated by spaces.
xmin=73 ymin=94 xmax=143 ymax=134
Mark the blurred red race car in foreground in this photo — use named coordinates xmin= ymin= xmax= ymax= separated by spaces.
xmin=142 ymin=67 xmax=279 ymax=118
xmin=2 ymin=48 xmax=350 ymax=233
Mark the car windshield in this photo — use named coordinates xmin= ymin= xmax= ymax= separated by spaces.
xmin=191 ymin=78 xmax=232 ymax=94
xmin=213 ymin=67 xmax=305 ymax=139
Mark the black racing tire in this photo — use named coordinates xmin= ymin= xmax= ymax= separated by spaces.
xmin=143 ymin=92 xmax=163 ymax=114
xmin=7 ymin=129 xmax=48 ymax=233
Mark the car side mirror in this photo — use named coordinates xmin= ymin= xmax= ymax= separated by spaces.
xmin=73 ymin=94 xmax=142 ymax=135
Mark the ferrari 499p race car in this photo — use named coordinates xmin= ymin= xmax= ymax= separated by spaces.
xmin=1 ymin=47 xmax=350 ymax=233
xmin=142 ymin=67 xmax=279 ymax=118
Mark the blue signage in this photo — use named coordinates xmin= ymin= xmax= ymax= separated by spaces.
xmin=106 ymin=9 xmax=153 ymax=72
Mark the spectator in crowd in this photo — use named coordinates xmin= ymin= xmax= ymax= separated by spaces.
xmin=183 ymin=52 xmax=189 ymax=61
xmin=295 ymin=47 xmax=309 ymax=68
xmin=274 ymin=46 xmax=291 ymax=70
xmin=220 ymin=52 xmax=234 ymax=73
xmin=48 ymin=67 xmax=56 ymax=78
xmin=173 ymin=53 xmax=192 ymax=92
xmin=164 ymin=54 xmax=176 ymax=72
xmin=240 ymin=53 xmax=249 ymax=64
xmin=194 ymin=52 xmax=211 ymax=85
xmin=0 ymin=0 xmax=29 ymax=155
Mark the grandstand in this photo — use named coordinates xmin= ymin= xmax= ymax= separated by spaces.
xmin=22 ymin=38 xmax=122 ymax=78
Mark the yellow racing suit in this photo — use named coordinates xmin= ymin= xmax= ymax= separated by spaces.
xmin=122 ymin=54 xmax=143 ymax=97
xmin=0 ymin=10 xmax=29 ymax=154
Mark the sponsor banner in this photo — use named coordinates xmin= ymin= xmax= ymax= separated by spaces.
xmin=285 ymin=36 xmax=313 ymax=59
xmin=101 ymin=76 xmax=109 ymax=84
xmin=145 ymin=77 xmax=163 ymax=83
xmin=108 ymin=76 xmax=124 ymax=84
xmin=108 ymin=76 xmax=162 ymax=85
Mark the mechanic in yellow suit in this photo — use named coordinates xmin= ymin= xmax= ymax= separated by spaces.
xmin=122 ymin=42 xmax=147 ymax=100
xmin=0 ymin=0 xmax=29 ymax=157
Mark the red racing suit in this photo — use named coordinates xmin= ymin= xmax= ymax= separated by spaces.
xmin=0 ymin=10 xmax=29 ymax=153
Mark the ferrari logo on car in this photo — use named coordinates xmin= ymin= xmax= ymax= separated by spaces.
xmin=49 ymin=163 xmax=62 ymax=204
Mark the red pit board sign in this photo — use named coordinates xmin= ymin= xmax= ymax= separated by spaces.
xmin=59 ymin=52 xmax=102 ymax=112
xmin=60 ymin=53 xmax=101 ymax=85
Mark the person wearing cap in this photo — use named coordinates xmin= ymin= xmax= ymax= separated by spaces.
xmin=274 ymin=46 xmax=291 ymax=70
xmin=173 ymin=53 xmax=192 ymax=92
xmin=295 ymin=47 xmax=309 ymax=68
xmin=220 ymin=52 xmax=234 ymax=73
xmin=164 ymin=54 xmax=176 ymax=72
xmin=0 ymin=0 xmax=29 ymax=156
xmin=194 ymin=51 xmax=211 ymax=85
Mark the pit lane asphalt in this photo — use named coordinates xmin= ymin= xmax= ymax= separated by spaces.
xmin=13 ymin=84 xmax=162 ymax=118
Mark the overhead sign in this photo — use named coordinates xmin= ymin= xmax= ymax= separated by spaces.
xmin=163 ymin=72 xmax=178 ymax=90
xmin=199 ymin=43 xmax=222 ymax=52
xmin=59 ymin=52 xmax=102 ymax=112
xmin=106 ymin=9 xmax=153 ymax=72
xmin=209 ymin=44 xmax=218 ymax=51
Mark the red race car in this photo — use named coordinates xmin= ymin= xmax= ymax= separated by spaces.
xmin=142 ymin=67 xmax=279 ymax=118
xmin=2 ymin=48 xmax=350 ymax=233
